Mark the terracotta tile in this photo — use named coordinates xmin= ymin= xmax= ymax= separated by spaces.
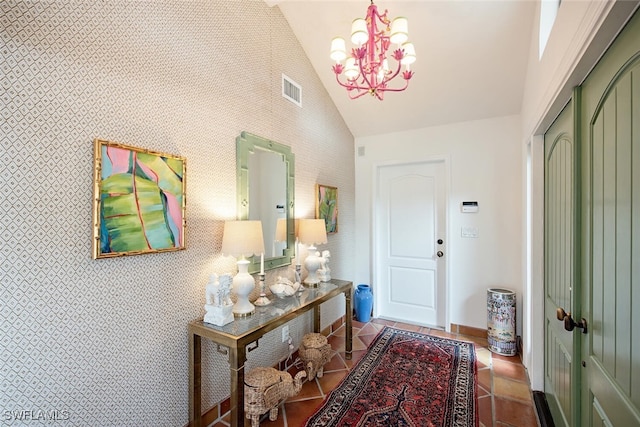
xmin=493 ymin=377 xmax=532 ymax=403
xmin=492 ymin=358 xmax=529 ymax=383
xmin=491 ymin=351 xmax=521 ymax=363
xmin=284 ymin=398 xmax=325 ymax=426
xmin=328 ymin=334 xmax=369 ymax=353
xmin=477 ymin=395 xmax=493 ymax=427
xmin=317 ymin=370 xmax=347 ymax=394
xmin=352 ymin=320 xmax=367 ymax=329
xmin=461 ymin=335 xmax=489 ymax=347
xmin=250 ymin=404 xmax=286 ymax=427
xmin=323 ymin=353 xmax=348 ymax=372
xmin=341 ymin=349 xmax=366 ymax=368
xmin=393 ymin=321 xmax=422 ymax=331
xmin=332 ymin=325 xmax=346 ymax=337
xmin=477 ymin=367 xmax=492 ymax=392
xmin=369 ymin=322 xmax=385 ymax=332
xmin=350 ymin=335 xmax=367 ymax=351
xmin=201 ymin=404 xmax=219 ymax=426
xmin=475 ymin=347 xmax=492 ymax=368
xmin=357 ymin=322 xmax=380 ymax=336
xmin=494 ymin=395 xmax=538 ymax=426
xmin=326 ymin=334 xmax=345 ymax=351
xmin=358 ymin=333 xmax=378 ymax=347
xmin=370 ymin=318 xmax=395 ymax=326
xmin=287 ymin=377 xmax=322 ymax=401
xmin=220 ymin=398 xmax=231 ymax=417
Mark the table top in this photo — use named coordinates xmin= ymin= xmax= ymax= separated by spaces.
xmin=189 ymin=279 xmax=352 ymax=346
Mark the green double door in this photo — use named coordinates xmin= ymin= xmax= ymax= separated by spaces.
xmin=544 ymin=9 xmax=640 ymax=427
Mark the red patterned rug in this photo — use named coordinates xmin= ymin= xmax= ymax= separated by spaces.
xmin=304 ymin=326 xmax=478 ymax=427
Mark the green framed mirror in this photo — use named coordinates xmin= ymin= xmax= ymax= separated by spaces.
xmin=236 ymin=131 xmax=295 ymax=273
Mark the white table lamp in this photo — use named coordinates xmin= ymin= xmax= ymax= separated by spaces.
xmin=298 ymin=219 xmax=328 ymax=286
xmin=221 ymin=220 xmax=264 ymax=317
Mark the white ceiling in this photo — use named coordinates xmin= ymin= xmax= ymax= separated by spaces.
xmin=271 ymin=0 xmax=537 ymax=138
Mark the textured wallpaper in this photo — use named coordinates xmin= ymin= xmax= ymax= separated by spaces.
xmin=0 ymin=1 xmax=354 ymax=425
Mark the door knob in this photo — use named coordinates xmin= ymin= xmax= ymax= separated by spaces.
xmin=437 ymin=251 xmax=444 ymax=257
xmin=556 ymin=307 xmax=588 ymax=334
xmin=556 ymin=307 xmax=568 ymax=321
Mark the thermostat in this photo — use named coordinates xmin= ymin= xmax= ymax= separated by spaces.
xmin=461 ymin=201 xmax=479 ymax=213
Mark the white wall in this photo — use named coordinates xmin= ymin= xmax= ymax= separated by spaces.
xmin=355 ymin=115 xmax=523 ymax=333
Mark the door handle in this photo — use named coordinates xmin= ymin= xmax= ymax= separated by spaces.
xmin=556 ymin=307 xmax=588 ymax=334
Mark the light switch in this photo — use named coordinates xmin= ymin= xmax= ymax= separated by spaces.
xmin=461 ymin=227 xmax=479 ymax=238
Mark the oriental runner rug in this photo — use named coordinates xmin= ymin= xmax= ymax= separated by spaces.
xmin=304 ymin=326 xmax=478 ymax=427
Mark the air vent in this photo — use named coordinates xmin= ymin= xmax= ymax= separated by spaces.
xmin=282 ymin=74 xmax=302 ymax=107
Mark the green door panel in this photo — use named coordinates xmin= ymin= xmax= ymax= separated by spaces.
xmin=580 ymin=9 xmax=640 ymax=427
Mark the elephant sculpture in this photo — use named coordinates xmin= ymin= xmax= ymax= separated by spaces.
xmin=298 ymin=333 xmax=332 ymax=380
xmin=244 ymin=367 xmax=306 ymax=427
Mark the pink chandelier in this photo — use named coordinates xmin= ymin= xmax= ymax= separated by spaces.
xmin=330 ymin=1 xmax=416 ymax=100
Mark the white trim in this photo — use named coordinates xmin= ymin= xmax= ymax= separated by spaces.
xmin=524 ymin=134 xmax=545 ymax=391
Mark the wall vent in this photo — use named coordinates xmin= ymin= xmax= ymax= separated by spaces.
xmin=282 ymin=74 xmax=302 ymax=107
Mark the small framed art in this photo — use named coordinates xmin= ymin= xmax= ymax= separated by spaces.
xmin=316 ymin=184 xmax=338 ymax=234
xmin=92 ymin=139 xmax=186 ymax=259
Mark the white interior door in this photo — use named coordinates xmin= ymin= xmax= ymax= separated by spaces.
xmin=375 ymin=160 xmax=447 ymax=328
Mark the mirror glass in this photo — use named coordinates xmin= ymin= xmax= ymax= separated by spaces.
xmin=236 ymin=132 xmax=295 ymax=273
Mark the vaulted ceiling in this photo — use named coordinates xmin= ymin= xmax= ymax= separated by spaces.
xmin=271 ymin=0 xmax=537 ymax=138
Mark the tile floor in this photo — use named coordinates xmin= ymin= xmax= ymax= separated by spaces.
xmin=212 ymin=318 xmax=539 ymax=427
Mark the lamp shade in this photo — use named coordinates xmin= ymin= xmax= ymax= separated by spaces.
xmin=275 ymin=218 xmax=299 ymax=242
xmin=390 ymin=17 xmax=409 ymax=45
xmin=221 ymin=220 xmax=265 ymax=258
xmin=330 ymin=37 xmax=347 ymax=62
xmin=350 ymin=18 xmax=368 ymax=45
xmin=401 ymin=42 xmax=416 ymax=65
xmin=344 ymin=57 xmax=359 ymax=80
xmin=298 ymin=219 xmax=327 ymax=246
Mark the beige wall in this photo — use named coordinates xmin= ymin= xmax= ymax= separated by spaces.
xmin=0 ymin=1 xmax=354 ymax=424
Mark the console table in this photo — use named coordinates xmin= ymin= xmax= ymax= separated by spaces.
xmin=188 ymin=279 xmax=353 ymax=427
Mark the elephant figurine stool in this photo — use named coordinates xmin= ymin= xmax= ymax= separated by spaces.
xmin=299 ymin=333 xmax=332 ymax=380
xmin=244 ymin=367 xmax=306 ymax=427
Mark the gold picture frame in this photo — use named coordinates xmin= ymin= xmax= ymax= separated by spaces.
xmin=92 ymin=139 xmax=187 ymax=259
xmin=315 ymin=184 xmax=338 ymax=234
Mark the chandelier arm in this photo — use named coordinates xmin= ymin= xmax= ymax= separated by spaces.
xmin=334 ymin=72 xmax=365 ymax=91
xmin=356 ymin=58 xmax=377 ymax=92
xmin=376 ymin=80 xmax=410 ymax=93
xmin=348 ymin=90 xmax=373 ymax=100
xmin=382 ymin=61 xmax=404 ymax=84
xmin=334 ymin=74 xmax=378 ymax=97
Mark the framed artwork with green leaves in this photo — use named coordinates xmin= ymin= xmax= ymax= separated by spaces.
xmin=92 ymin=139 xmax=186 ymax=259
xmin=316 ymin=184 xmax=338 ymax=234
